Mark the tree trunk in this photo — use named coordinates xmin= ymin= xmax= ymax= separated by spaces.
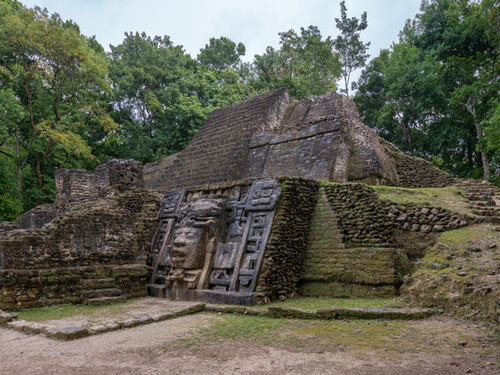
xmin=474 ymin=121 xmax=491 ymax=181
xmin=36 ymin=155 xmax=43 ymax=206
xmin=15 ymin=130 xmax=22 ymax=215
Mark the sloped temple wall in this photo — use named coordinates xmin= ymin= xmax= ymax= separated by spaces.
xmin=144 ymin=89 xmax=400 ymax=191
xmin=143 ymin=88 xmax=290 ymax=191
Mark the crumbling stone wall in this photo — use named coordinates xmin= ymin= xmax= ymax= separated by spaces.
xmin=0 ymin=264 xmax=147 ymax=310
xmin=299 ymin=182 xmax=477 ymax=299
xmin=324 ymin=183 xmax=393 ymax=247
xmin=380 ymin=139 xmax=456 ymax=188
xmin=144 ymin=89 xmax=402 ymax=191
xmin=0 ymin=159 xmax=160 ymax=310
xmin=245 ymin=92 xmax=399 ymax=185
xmin=96 ymin=159 xmax=144 ymax=197
xmin=54 ymin=168 xmax=98 ymax=206
xmin=0 ymin=191 xmax=160 ymax=310
xmin=1 ymin=202 xmax=138 ymax=269
xmin=255 ymin=178 xmax=319 ymax=301
xmin=382 ymin=200 xmax=477 ymax=233
xmin=0 ymin=222 xmax=16 ymax=236
xmin=18 ymin=205 xmax=59 ymax=231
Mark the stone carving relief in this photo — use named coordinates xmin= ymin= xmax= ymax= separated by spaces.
xmin=149 ymin=179 xmax=281 ymax=297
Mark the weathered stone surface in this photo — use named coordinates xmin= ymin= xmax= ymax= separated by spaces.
xmin=172 ymin=303 xmax=206 ymax=317
xmin=144 ymin=88 xmax=290 ymax=191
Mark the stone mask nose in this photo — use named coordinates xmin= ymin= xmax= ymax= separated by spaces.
xmin=174 ymin=232 xmax=186 ymax=246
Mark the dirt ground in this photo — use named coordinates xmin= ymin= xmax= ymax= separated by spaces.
xmin=1 ymin=311 xmax=499 ymax=375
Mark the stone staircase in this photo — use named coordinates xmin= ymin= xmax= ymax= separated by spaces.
xmin=454 ymin=179 xmax=500 ymax=224
xmin=81 ymin=278 xmax=125 ymax=306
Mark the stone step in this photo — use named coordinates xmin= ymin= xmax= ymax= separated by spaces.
xmin=81 ymin=278 xmax=115 ymax=290
xmin=84 ymin=296 xmax=126 ymax=306
xmin=483 ymin=216 xmax=500 ymax=224
xmin=470 ymin=200 xmax=496 ymax=207
xmin=83 ymin=288 xmax=122 ymax=299
xmin=476 ymin=210 xmax=500 ymax=216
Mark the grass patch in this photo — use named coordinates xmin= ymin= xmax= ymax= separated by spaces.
xmin=163 ymin=314 xmax=490 ymax=357
xmin=15 ymin=300 xmax=133 ymax=322
xmin=438 ymin=225 xmax=500 ymax=246
xmin=371 ymin=186 xmax=471 ymax=215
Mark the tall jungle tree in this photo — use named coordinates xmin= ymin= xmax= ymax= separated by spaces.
xmin=333 ymin=0 xmax=370 ymax=97
xmin=0 ymin=2 xmax=113 ymax=207
xmin=253 ymin=26 xmax=340 ymax=99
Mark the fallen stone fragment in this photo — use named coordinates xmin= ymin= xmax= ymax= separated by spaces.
xmin=135 ymin=315 xmax=154 ymax=325
xmin=88 ymin=323 xmax=120 ymax=335
xmin=0 ymin=310 xmax=18 ymax=324
xmin=330 ymin=306 xmax=435 ymax=320
xmin=173 ymin=303 xmax=205 ymax=317
xmin=7 ymin=320 xmax=48 ymax=334
xmin=242 ymin=308 xmax=268 ymax=316
xmin=214 ymin=306 xmax=246 ymax=314
xmin=155 ymin=312 xmax=176 ymax=321
xmin=116 ymin=318 xmax=141 ymax=328
xmin=468 ymin=246 xmax=481 ymax=252
xmin=45 ymin=326 xmax=90 ymax=340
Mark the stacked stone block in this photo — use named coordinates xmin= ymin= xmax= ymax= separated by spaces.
xmin=380 ymin=140 xmax=456 ymax=188
xmin=256 ymin=178 xmax=319 ymax=301
xmin=18 ymin=205 xmax=58 ymax=230
xmin=54 ymin=168 xmax=98 ymax=206
xmin=324 ymin=183 xmax=393 ymax=247
xmin=0 ymin=186 xmax=160 ymax=310
xmin=382 ymin=201 xmax=477 ymax=232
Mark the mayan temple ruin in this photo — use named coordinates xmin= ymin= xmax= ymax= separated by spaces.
xmin=1 ymin=87 xmax=498 ymax=309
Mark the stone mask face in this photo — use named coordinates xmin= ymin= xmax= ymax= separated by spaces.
xmin=171 ymin=226 xmax=208 ymax=270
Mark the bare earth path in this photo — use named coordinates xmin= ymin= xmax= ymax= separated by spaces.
xmin=1 ymin=312 xmax=499 ymax=375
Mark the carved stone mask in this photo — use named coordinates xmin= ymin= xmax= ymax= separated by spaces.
xmin=170 ymin=198 xmax=224 ymax=270
xmin=171 ymin=226 xmax=208 ymax=270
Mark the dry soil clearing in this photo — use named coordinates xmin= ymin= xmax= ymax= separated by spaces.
xmin=1 ymin=300 xmax=500 ymax=375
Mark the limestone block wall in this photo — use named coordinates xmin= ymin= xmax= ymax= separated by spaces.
xmin=255 ymin=177 xmax=319 ymax=301
xmin=244 ymin=122 xmax=346 ymax=181
xmin=54 ymin=168 xmax=98 ymax=206
xmin=18 ymin=205 xmax=58 ymax=231
xmin=0 ymin=264 xmax=147 ymax=310
xmin=1 ymin=202 xmax=138 ymax=269
xmin=143 ymin=88 xmax=291 ymax=191
xmin=382 ymin=200 xmax=477 ymax=233
xmin=244 ymin=92 xmax=399 ymax=186
xmin=324 ymin=184 xmax=394 ymax=247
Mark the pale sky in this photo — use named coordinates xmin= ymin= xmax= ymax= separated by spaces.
xmin=21 ymin=0 xmax=423 ymax=85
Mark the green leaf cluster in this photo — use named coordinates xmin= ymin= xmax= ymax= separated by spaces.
xmin=354 ymin=0 xmax=500 ymax=183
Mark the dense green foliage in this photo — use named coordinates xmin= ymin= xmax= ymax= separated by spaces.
xmin=353 ymin=0 xmax=500 ymax=182
xmin=1 ymin=0 xmax=498 ymax=221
